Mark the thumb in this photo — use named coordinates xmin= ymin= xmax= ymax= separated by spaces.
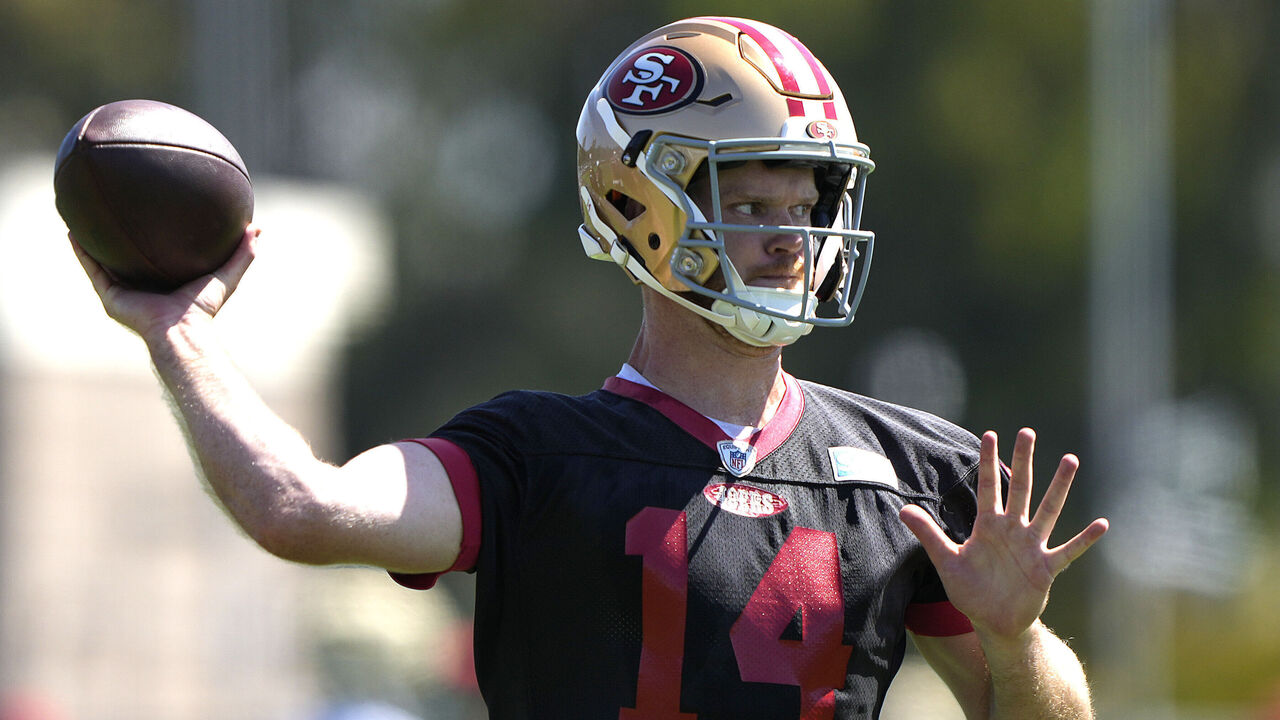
xmin=188 ymin=225 xmax=260 ymax=316
xmin=899 ymin=504 xmax=958 ymax=566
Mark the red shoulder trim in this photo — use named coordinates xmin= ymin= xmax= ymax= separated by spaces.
xmin=389 ymin=437 xmax=481 ymax=590
xmin=904 ymin=600 xmax=974 ymax=637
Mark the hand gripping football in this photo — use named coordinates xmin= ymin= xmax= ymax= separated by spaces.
xmin=53 ymin=99 xmax=254 ymax=291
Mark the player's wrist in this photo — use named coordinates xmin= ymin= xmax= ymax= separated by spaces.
xmin=142 ymin=311 xmax=218 ymax=365
xmin=972 ymin=619 xmax=1045 ymax=668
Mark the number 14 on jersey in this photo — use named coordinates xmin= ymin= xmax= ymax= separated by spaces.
xmin=623 ymin=507 xmax=853 ymax=720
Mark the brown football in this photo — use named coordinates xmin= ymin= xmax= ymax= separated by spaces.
xmin=53 ymin=99 xmax=254 ymax=291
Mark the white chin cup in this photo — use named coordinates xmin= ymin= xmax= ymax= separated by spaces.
xmin=711 ymin=286 xmax=815 ymax=347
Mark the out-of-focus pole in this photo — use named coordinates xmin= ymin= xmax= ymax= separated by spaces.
xmin=188 ymin=0 xmax=290 ymax=172
xmin=1087 ymin=0 xmax=1176 ymax=718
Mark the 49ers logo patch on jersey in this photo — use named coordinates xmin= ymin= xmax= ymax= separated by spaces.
xmin=606 ymin=46 xmax=704 ymax=115
xmin=703 ymin=482 xmax=788 ymax=518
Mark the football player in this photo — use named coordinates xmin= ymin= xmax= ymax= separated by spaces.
xmin=74 ymin=16 xmax=1108 ymax=719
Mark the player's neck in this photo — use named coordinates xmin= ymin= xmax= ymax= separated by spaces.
xmin=628 ymin=290 xmax=788 ymax=428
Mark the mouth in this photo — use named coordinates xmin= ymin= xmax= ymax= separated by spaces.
xmin=747 ymin=273 xmax=805 ymax=290
xmin=746 ymin=257 xmax=806 ymax=288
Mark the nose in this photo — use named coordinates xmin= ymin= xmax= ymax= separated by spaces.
xmin=762 ymin=211 xmax=805 ymax=255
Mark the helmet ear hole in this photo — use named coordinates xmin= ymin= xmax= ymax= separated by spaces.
xmin=648 ymin=233 xmax=661 ymax=250
xmin=606 ymin=190 xmax=646 ymax=221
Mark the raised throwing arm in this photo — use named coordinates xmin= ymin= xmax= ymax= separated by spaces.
xmin=71 ymin=227 xmax=463 ymax=575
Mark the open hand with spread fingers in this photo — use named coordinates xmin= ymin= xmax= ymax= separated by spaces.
xmin=899 ymin=428 xmax=1110 ymax=641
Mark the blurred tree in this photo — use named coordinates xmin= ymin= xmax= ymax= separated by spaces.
xmin=1172 ymin=0 xmax=1280 ymax=515
xmin=0 ymin=0 xmax=184 ymax=159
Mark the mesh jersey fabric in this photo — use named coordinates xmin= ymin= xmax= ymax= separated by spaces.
xmin=396 ymin=374 xmax=984 ymax=719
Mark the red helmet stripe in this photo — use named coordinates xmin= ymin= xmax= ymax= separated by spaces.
xmin=780 ymin=26 xmax=841 ymax=121
xmin=707 ymin=17 xmax=838 ymax=120
xmin=710 ymin=18 xmax=802 ymax=99
xmin=789 ymin=31 xmax=833 ymax=97
xmin=797 ymin=56 xmax=839 ymax=120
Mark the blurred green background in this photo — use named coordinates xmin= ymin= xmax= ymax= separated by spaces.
xmin=2 ymin=0 xmax=1279 ymax=718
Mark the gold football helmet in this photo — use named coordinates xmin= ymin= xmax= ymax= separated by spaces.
xmin=577 ymin=16 xmax=875 ymax=346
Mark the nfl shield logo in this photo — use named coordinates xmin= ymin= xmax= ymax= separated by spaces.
xmin=717 ymin=440 xmax=758 ymax=478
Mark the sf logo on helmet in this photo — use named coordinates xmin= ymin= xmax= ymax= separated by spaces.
xmin=621 ymin=53 xmax=681 ymax=106
xmin=606 ymin=46 xmax=704 ymax=115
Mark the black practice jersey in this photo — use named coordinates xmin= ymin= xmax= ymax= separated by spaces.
xmin=395 ymin=373 xmax=984 ymax=719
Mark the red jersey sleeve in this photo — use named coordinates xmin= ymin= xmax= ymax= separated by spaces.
xmin=388 ymin=437 xmax=482 ymax=590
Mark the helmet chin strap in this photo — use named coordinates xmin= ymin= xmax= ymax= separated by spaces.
xmin=709 ymin=261 xmax=815 ymax=347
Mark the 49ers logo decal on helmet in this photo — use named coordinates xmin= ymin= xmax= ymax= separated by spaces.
xmin=606 ymin=46 xmax=705 ymax=115
xmin=806 ymin=119 xmax=838 ymax=139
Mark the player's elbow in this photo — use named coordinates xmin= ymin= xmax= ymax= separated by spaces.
xmin=232 ymin=475 xmax=350 ymax=566
xmin=248 ymin=509 xmax=340 ymax=565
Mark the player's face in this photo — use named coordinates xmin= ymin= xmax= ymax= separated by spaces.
xmin=687 ymin=160 xmax=820 ymax=292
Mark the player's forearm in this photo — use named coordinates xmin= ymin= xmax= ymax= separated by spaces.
xmin=144 ymin=314 xmax=340 ymax=561
xmin=979 ymin=621 xmax=1094 ymax=720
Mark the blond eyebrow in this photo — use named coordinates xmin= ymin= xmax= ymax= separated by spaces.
xmin=718 ymin=184 xmax=820 ymax=204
